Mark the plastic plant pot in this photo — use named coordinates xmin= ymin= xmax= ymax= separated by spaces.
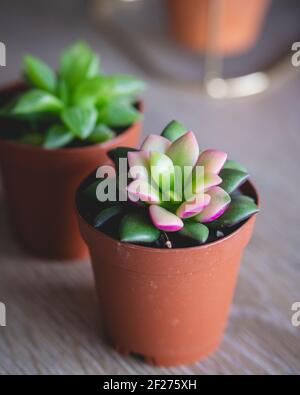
xmin=166 ymin=0 xmax=271 ymax=55
xmin=76 ymin=175 xmax=259 ymax=366
xmin=0 ymin=82 xmax=142 ymax=260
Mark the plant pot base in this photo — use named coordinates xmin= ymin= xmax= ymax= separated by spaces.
xmin=15 ymin=233 xmax=89 ymax=262
xmin=7 ymin=207 xmax=89 ymax=263
xmin=114 ymin=339 xmax=220 ymax=367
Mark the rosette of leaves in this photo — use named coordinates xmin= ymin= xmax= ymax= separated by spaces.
xmin=84 ymin=120 xmax=259 ymax=247
xmin=0 ymin=41 xmax=145 ymax=148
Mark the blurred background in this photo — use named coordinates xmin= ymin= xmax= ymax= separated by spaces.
xmin=0 ymin=0 xmax=299 ymax=375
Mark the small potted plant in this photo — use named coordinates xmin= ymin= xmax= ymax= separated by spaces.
xmin=166 ymin=0 xmax=271 ymax=54
xmin=76 ymin=120 xmax=259 ymax=366
xmin=0 ymin=41 xmax=145 ymax=260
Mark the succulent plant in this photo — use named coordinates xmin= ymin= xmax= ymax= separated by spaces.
xmin=82 ymin=120 xmax=259 ymax=247
xmin=0 ymin=41 xmax=145 ymax=148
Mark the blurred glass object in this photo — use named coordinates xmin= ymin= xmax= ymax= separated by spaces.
xmin=91 ymin=0 xmax=299 ymax=98
xmin=205 ymin=73 xmax=269 ymax=98
xmin=166 ymin=0 xmax=271 ymax=97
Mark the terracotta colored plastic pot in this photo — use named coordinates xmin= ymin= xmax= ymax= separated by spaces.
xmin=166 ymin=0 xmax=271 ymax=55
xmin=76 ymin=179 xmax=259 ymax=366
xmin=0 ymin=82 xmax=142 ymax=260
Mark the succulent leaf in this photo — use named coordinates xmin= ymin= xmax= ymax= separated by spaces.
xmin=23 ymin=55 xmax=57 ymax=94
xmin=161 ymin=120 xmax=187 ymax=142
xmin=127 ymin=179 xmax=160 ymax=203
xmin=166 ymin=131 xmax=199 ymax=171
xmin=100 ymin=74 xmax=146 ymax=98
xmin=59 ymin=41 xmax=100 ymax=88
xmin=74 ymin=75 xmax=145 ymax=106
xmin=176 ymin=194 xmax=211 ymax=219
xmin=204 ymin=173 xmax=223 ymax=191
xmin=98 ymin=101 xmax=140 ymax=127
xmin=150 ymin=152 xmax=175 ymax=189
xmin=12 ymin=90 xmax=63 ymax=114
xmin=88 ymin=124 xmax=116 ymax=144
xmin=149 ymin=205 xmax=183 ymax=231
xmin=44 ymin=125 xmax=73 ymax=149
xmin=185 ymin=169 xmax=221 ymax=201
xmin=120 ymin=213 xmax=160 ymax=243
xmin=128 ymin=151 xmax=150 ymax=181
xmin=209 ymin=195 xmax=259 ymax=228
xmin=190 ymin=171 xmax=222 ymax=193
xmin=94 ymin=205 xmax=123 ymax=227
xmin=141 ymin=135 xmax=171 ymax=153
xmin=179 ymin=222 xmax=209 ymax=243
xmin=195 ymin=186 xmax=231 ymax=223
xmin=197 ymin=149 xmax=227 ymax=175
xmin=219 ymin=168 xmax=249 ymax=194
xmin=61 ymin=105 xmax=97 ymax=139
xmin=83 ymin=180 xmax=102 ymax=201
xmin=223 ymin=159 xmax=247 ymax=173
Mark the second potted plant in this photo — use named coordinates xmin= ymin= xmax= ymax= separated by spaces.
xmin=0 ymin=41 xmax=145 ymax=260
xmin=76 ymin=120 xmax=259 ymax=366
xmin=166 ymin=0 xmax=271 ymax=55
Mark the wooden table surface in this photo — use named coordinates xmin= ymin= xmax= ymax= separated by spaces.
xmin=0 ymin=0 xmax=300 ymax=375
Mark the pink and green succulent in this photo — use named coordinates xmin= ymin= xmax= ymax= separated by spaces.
xmin=83 ymin=120 xmax=259 ymax=247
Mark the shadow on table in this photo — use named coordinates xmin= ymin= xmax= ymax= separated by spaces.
xmin=0 ymin=190 xmax=120 ymax=366
xmin=0 ymin=192 xmax=25 ymax=259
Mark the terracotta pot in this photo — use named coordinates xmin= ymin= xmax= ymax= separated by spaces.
xmin=0 ymin=82 xmax=142 ymax=261
xmin=166 ymin=0 xmax=271 ymax=55
xmin=76 ymin=178 xmax=259 ymax=366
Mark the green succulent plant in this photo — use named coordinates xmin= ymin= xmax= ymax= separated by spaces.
xmin=0 ymin=41 xmax=145 ymax=148
xmin=82 ymin=120 xmax=259 ymax=248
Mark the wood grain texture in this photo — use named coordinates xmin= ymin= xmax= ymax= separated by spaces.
xmin=0 ymin=0 xmax=300 ymax=375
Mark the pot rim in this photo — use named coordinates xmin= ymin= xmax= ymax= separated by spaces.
xmin=0 ymin=80 xmax=143 ymax=157
xmin=76 ymin=176 xmax=260 ymax=253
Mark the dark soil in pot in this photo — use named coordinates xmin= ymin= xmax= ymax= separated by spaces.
xmin=76 ymin=171 xmax=259 ymax=366
xmin=0 ymin=82 xmax=142 ymax=260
